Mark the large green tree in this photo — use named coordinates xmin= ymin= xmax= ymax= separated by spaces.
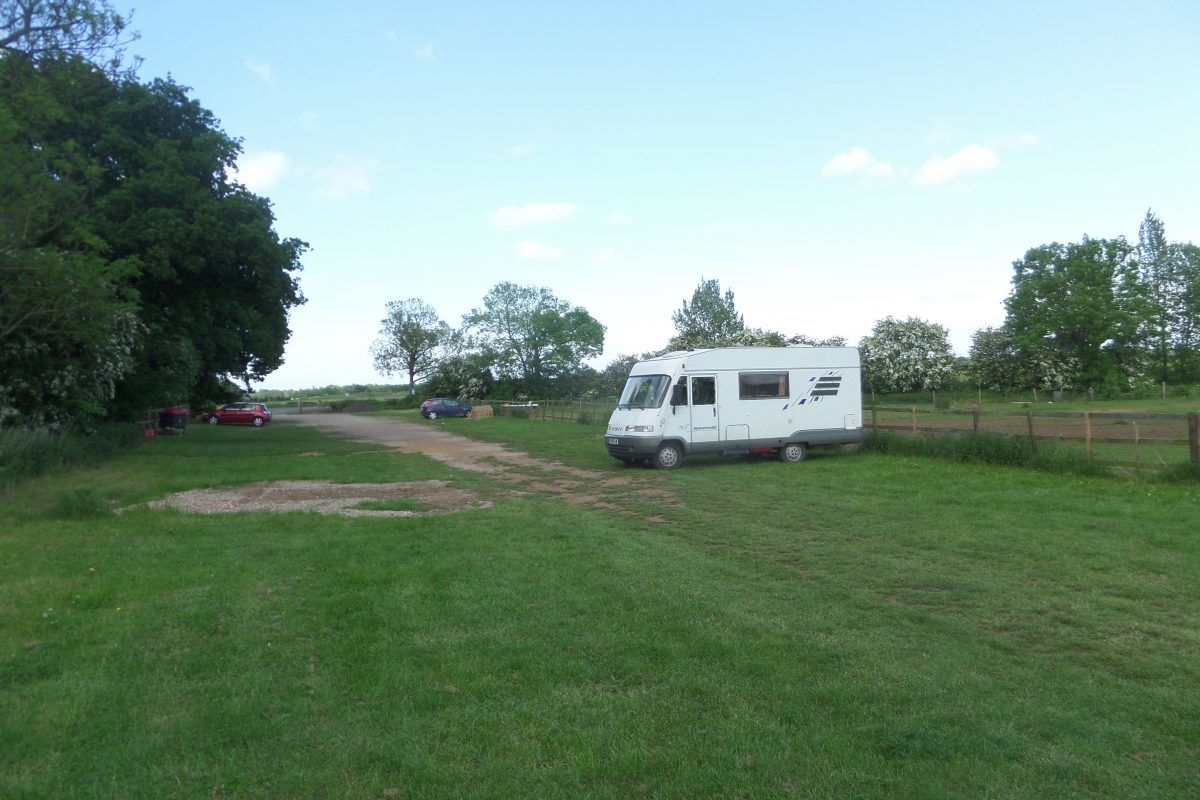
xmin=1004 ymin=237 xmax=1145 ymax=389
xmin=463 ymin=282 xmax=604 ymax=394
xmin=1 ymin=0 xmax=136 ymax=73
xmin=0 ymin=50 xmax=306 ymax=424
xmin=668 ymin=278 xmax=744 ymax=349
xmin=370 ymin=298 xmax=449 ymax=395
xmin=1137 ymin=210 xmax=1177 ymax=383
xmin=969 ymin=327 xmax=1024 ymax=392
xmin=1175 ymin=243 xmax=1200 ymax=381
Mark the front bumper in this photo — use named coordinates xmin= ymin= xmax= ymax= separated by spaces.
xmin=604 ymin=435 xmax=661 ymax=459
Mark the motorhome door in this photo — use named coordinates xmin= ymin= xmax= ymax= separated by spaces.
xmin=689 ymin=375 xmax=718 ymax=444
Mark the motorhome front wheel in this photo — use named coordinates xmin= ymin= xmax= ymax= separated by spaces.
xmin=654 ymin=443 xmax=683 ymax=470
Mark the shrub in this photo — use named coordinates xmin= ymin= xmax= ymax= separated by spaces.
xmin=379 ymin=395 xmax=420 ymax=410
xmin=0 ymin=423 xmax=141 ymax=487
xmin=49 ymin=488 xmax=112 ymax=519
xmin=1159 ymin=462 xmax=1200 ymax=483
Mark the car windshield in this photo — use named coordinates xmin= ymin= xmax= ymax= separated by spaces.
xmin=618 ymin=375 xmax=671 ymax=409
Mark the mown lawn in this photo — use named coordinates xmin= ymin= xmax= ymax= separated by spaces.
xmin=2 ymin=418 xmax=1198 ymax=798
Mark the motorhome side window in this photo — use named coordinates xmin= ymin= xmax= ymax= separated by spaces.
xmin=739 ymin=372 xmax=789 ymax=399
xmin=670 ymin=376 xmax=688 ymax=406
xmin=618 ymin=375 xmax=671 ymax=409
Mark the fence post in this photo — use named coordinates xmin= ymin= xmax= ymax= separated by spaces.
xmin=911 ymin=406 xmax=918 ymax=436
xmin=1189 ymin=412 xmax=1199 ymax=467
xmin=1133 ymin=420 xmax=1142 ymax=476
xmin=1084 ymin=411 xmax=1093 ymax=461
xmin=1026 ymin=409 xmax=1037 ymax=451
xmin=972 ymin=405 xmax=980 ymax=433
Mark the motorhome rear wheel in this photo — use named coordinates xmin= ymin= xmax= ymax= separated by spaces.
xmin=779 ymin=443 xmax=806 ymax=463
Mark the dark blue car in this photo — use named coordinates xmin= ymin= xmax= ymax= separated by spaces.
xmin=420 ymin=397 xmax=473 ymax=419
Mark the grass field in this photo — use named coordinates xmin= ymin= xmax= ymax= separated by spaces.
xmin=2 ymin=418 xmax=1198 ymax=798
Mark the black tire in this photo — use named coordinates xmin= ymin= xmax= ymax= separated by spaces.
xmin=428 ymin=411 xmax=438 ymax=420
xmin=463 ymin=409 xmax=472 ymax=418
xmin=654 ymin=442 xmax=684 ymax=470
xmin=207 ymin=416 xmax=220 ymax=425
xmin=252 ymin=417 xmax=264 ymax=427
xmin=779 ymin=442 xmax=806 ymax=463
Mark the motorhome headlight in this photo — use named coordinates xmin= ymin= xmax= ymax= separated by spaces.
xmin=625 ymin=425 xmax=655 ymax=433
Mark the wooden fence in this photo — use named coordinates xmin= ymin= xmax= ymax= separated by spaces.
xmin=868 ymin=405 xmax=1200 ymax=471
xmin=494 ymin=399 xmax=613 ymax=424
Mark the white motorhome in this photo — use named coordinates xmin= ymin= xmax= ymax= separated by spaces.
xmin=604 ymin=346 xmax=862 ymax=469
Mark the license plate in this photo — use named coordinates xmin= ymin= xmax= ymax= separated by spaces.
xmin=607 ymin=437 xmax=617 ymax=445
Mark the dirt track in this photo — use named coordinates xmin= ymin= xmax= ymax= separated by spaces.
xmin=285 ymin=413 xmax=677 ymax=516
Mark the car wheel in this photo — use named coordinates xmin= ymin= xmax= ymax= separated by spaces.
xmin=654 ymin=442 xmax=683 ymax=470
xmin=252 ymin=417 xmax=264 ymax=427
xmin=779 ymin=443 xmax=806 ymax=463
xmin=428 ymin=411 xmax=438 ymax=420
xmin=207 ymin=416 xmax=220 ymax=425
xmin=463 ymin=409 xmax=472 ymax=418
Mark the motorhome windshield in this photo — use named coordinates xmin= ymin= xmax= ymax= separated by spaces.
xmin=618 ymin=375 xmax=671 ymax=409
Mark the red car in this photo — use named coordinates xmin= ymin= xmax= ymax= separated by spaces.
xmin=201 ymin=402 xmax=272 ymax=427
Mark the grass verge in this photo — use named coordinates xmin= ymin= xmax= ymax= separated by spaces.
xmin=2 ymin=417 xmax=1198 ymax=798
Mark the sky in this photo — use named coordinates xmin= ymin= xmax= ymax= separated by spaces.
xmin=128 ymin=1 xmax=1200 ymax=390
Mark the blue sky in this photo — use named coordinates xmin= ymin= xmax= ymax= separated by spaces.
xmin=129 ymin=1 xmax=1200 ymax=389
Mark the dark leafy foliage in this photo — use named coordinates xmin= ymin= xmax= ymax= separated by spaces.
xmin=0 ymin=54 xmax=305 ymax=426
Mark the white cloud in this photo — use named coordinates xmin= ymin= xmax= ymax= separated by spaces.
xmin=245 ymin=57 xmax=273 ymax=83
xmin=516 ymin=240 xmax=563 ymax=260
xmin=508 ymin=142 xmax=540 ymax=157
xmin=414 ymin=43 xmax=434 ymax=60
xmin=913 ymin=144 xmax=999 ymax=187
xmin=488 ymin=201 xmax=578 ymax=229
xmin=230 ymin=150 xmax=291 ymax=191
xmin=610 ymin=212 xmax=632 ymax=224
xmin=313 ymin=155 xmax=375 ymax=201
xmin=593 ymin=249 xmax=615 ymax=263
xmin=821 ymin=146 xmax=894 ymax=178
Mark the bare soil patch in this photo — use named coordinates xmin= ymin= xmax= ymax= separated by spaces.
xmin=143 ymin=479 xmax=490 ymax=517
